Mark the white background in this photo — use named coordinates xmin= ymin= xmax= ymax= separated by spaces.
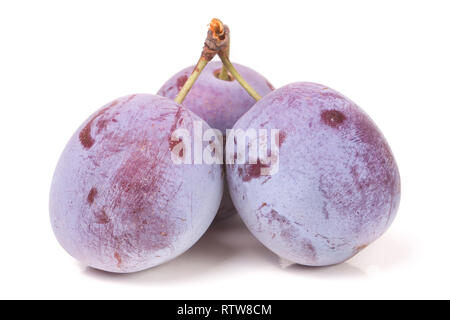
xmin=0 ymin=0 xmax=449 ymax=299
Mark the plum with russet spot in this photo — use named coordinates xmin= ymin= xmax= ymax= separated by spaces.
xmin=226 ymin=82 xmax=401 ymax=266
xmin=50 ymin=94 xmax=223 ymax=273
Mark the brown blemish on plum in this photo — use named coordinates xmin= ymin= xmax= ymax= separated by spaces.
xmin=301 ymin=239 xmax=317 ymax=261
xmin=258 ymin=202 xmax=267 ymax=210
xmin=169 ymin=107 xmax=183 ymax=134
xmin=94 ymin=210 xmax=110 ymax=224
xmin=87 ymin=187 xmax=97 ymax=205
xmin=79 ymin=104 xmax=115 ymax=149
xmin=179 ymin=143 xmax=184 ymax=158
xmin=96 ymin=116 xmax=116 ymax=133
xmin=169 ymin=137 xmax=185 ymax=158
xmin=176 ymin=75 xmax=188 ymax=91
xmin=114 ymin=252 xmax=122 ymax=268
xmin=264 ymin=209 xmax=289 ymax=225
xmin=79 ymin=96 xmax=136 ymax=149
xmin=239 ymin=160 xmax=270 ymax=182
xmin=321 ymin=110 xmax=346 ymax=128
xmin=160 ymin=232 xmax=167 ymax=236
xmin=256 ymin=208 xmax=301 ymax=247
xmin=314 ymin=233 xmax=348 ymax=251
xmin=79 ymin=123 xmax=96 ymax=149
xmin=278 ymin=131 xmax=286 ymax=147
xmin=208 ymin=138 xmax=218 ymax=158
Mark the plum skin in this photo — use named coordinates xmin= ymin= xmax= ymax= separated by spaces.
xmin=226 ymin=82 xmax=401 ymax=266
xmin=50 ymin=94 xmax=223 ymax=273
xmin=158 ymin=61 xmax=274 ymax=219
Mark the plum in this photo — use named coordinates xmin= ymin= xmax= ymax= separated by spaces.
xmin=226 ymin=82 xmax=401 ymax=266
xmin=50 ymin=94 xmax=223 ymax=273
xmin=158 ymin=61 xmax=274 ymax=219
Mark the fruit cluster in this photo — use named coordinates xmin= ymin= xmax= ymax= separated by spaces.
xmin=50 ymin=19 xmax=400 ymax=273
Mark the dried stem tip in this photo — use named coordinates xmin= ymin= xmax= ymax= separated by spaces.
xmin=201 ymin=18 xmax=230 ymax=61
xmin=209 ymin=18 xmax=226 ymax=40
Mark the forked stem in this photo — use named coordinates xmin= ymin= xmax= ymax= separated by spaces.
xmin=218 ymin=53 xmax=262 ymax=101
xmin=175 ymin=18 xmax=230 ymax=104
xmin=174 ymin=18 xmax=262 ymax=104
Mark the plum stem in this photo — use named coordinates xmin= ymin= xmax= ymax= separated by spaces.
xmin=217 ymin=38 xmax=231 ymax=80
xmin=174 ymin=58 xmax=208 ymax=104
xmin=218 ymin=53 xmax=262 ymax=101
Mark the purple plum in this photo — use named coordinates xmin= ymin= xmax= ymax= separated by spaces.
xmin=50 ymin=94 xmax=223 ymax=273
xmin=226 ymin=82 xmax=401 ymax=266
xmin=158 ymin=61 xmax=274 ymax=219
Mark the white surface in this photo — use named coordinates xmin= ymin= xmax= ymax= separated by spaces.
xmin=0 ymin=0 xmax=449 ymax=299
